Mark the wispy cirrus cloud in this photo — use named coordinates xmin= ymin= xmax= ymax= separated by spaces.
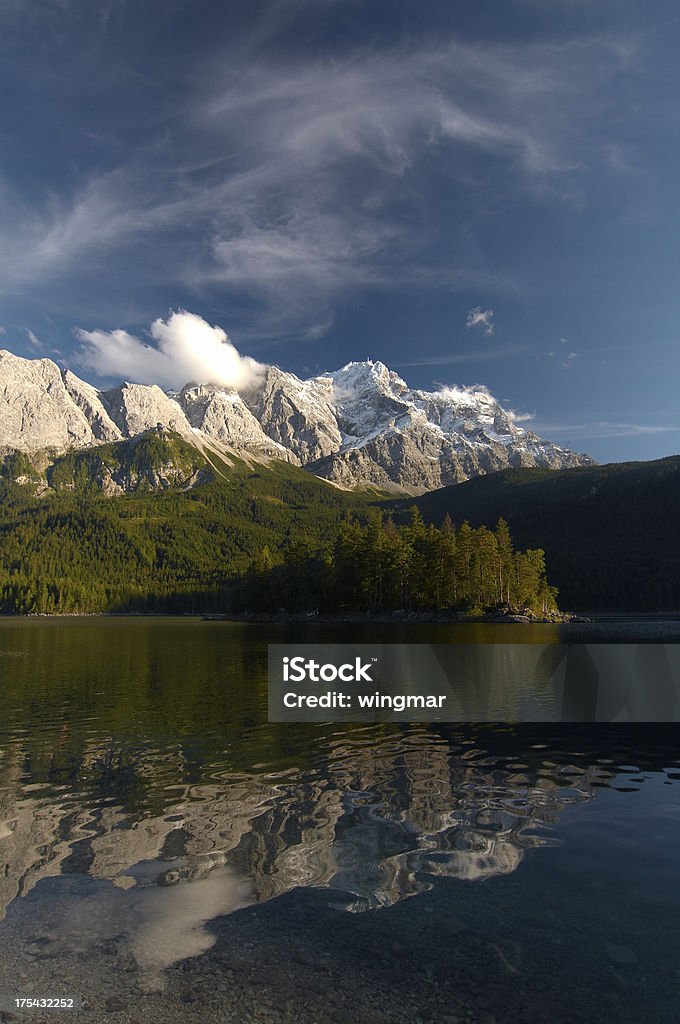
xmin=24 ymin=328 xmax=43 ymax=350
xmin=0 ymin=19 xmax=641 ymax=341
xmin=534 ymin=421 xmax=679 ymax=441
xmin=397 ymin=344 xmax=527 ymax=367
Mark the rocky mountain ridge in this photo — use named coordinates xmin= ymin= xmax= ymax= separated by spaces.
xmin=0 ymin=348 xmax=592 ymax=492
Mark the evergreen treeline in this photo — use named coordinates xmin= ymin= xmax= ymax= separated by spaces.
xmin=402 ymin=456 xmax=680 ymax=612
xmin=241 ymin=509 xmax=557 ymax=615
xmin=0 ymin=458 xmax=556 ymax=615
xmin=4 ymin=429 xmax=677 ymax=615
xmin=0 ymin=453 xmax=373 ymax=614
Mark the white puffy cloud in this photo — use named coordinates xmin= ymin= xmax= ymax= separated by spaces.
xmin=435 ymin=384 xmax=492 ymax=406
xmin=465 ymin=307 xmax=495 ymax=335
xmin=76 ymin=310 xmax=264 ymax=390
xmin=507 ymin=409 xmax=535 ymax=423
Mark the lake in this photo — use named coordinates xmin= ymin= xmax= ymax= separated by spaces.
xmin=0 ymin=618 xmax=679 ymax=1023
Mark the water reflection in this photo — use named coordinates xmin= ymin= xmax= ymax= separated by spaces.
xmin=0 ymin=619 xmax=679 ymax=1003
xmin=0 ymin=739 xmax=526 ymax=906
xmin=2 ymin=723 xmax=675 ymax=981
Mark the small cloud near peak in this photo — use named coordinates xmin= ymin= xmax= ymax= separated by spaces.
xmin=465 ymin=307 xmax=495 ymax=336
xmin=25 ymin=329 xmax=43 ymax=350
xmin=507 ymin=409 xmax=535 ymax=423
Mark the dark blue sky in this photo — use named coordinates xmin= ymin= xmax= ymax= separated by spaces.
xmin=1 ymin=0 xmax=679 ymax=462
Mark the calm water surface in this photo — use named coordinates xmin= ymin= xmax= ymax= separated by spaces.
xmin=0 ymin=618 xmax=679 ymax=1024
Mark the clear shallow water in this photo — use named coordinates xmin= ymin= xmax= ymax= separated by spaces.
xmin=0 ymin=618 xmax=679 ymax=1023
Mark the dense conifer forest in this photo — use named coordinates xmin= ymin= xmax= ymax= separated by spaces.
xmin=241 ymin=510 xmax=556 ymax=615
xmin=0 ymin=438 xmax=554 ymax=616
xmin=1 ymin=433 xmax=677 ymax=615
xmin=402 ymin=456 xmax=680 ymax=611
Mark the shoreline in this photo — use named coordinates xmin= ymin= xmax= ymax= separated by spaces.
xmin=4 ymin=610 xmax=679 ymax=623
xmin=5 ymin=609 xmax=584 ymax=623
xmin=202 ymin=610 xmax=585 ymax=624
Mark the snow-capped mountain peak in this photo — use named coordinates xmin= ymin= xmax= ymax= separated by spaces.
xmin=325 ymin=359 xmax=409 ymax=398
xmin=0 ymin=349 xmax=593 ymax=493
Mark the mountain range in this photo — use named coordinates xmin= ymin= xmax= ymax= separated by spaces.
xmin=0 ymin=349 xmax=591 ymax=493
xmin=0 ymin=346 xmax=677 ymax=613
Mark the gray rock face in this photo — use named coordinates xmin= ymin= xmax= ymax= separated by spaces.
xmin=101 ymin=382 xmax=192 ymax=439
xmin=0 ymin=350 xmax=99 ymax=452
xmin=241 ymin=366 xmax=342 ymax=463
xmin=62 ymin=371 xmax=123 ymax=443
xmin=177 ymin=383 xmax=299 ymax=464
xmin=0 ymin=350 xmax=593 ymax=492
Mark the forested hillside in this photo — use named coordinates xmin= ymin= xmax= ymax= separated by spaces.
xmin=398 ymin=456 xmax=680 ymax=611
xmin=3 ymin=430 xmax=673 ymax=615
xmin=0 ymin=433 xmax=555 ymax=615
xmin=0 ymin=438 xmax=370 ymax=613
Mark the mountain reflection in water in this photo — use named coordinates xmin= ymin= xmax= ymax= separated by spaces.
xmin=0 ymin=728 xmax=600 ymax=920
xmin=0 ymin=618 xmax=679 ymax=1009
